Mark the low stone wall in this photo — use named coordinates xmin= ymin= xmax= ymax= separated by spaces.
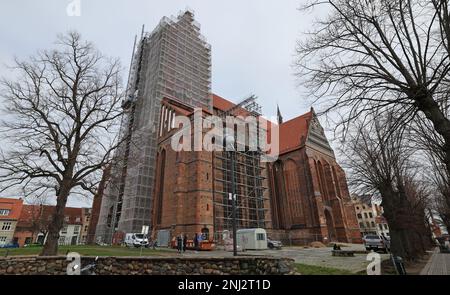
xmin=0 ymin=255 xmax=296 ymax=275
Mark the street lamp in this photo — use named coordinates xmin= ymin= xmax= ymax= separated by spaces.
xmin=224 ymin=131 xmax=238 ymax=256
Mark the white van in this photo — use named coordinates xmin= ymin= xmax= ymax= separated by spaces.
xmin=236 ymin=228 xmax=268 ymax=250
xmin=124 ymin=233 xmax=149 ymax=248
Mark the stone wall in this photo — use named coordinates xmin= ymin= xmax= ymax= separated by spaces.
xmin=0 ymin=256 xmax=296 ymax=275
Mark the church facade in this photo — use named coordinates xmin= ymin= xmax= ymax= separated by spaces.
xmin=268 ymin=110 xmax=361 ymax=244
xmin=150 ymin=94 xmax=361 ymax=245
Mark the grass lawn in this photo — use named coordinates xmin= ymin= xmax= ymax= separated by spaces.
xmin=295 ymin=263 xmax=358 ymax=275
xmin=0 ymin=245 xmax=172 ymax=257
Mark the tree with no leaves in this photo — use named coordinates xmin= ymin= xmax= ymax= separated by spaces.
xmin=343 ymin=112 xmax=432 ymax=259
xmin=296 ymin=0 xmax=450 ymax=182
xmin=412 ymin=115 xmax=450 ymax=232
xmin=0 ymin=32 xmax=124 ymax=256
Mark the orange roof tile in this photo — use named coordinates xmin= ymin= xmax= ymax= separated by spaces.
xmin=278 ymin=111 xmax=313 ymax=155
xmin=212 ymin=94 xmax=252 ymax=117
xmin=212 ymin=94 xmax=234 ymax=111
xmin=16 ymin=204 xmax=40 ymax=227
xmin=212 ymin=94 xmax=314 ymax=156
xmin=0 ymin=198 xmax=23 ymax=220
xmin=17 ymin=204 xmax=83 ymax=228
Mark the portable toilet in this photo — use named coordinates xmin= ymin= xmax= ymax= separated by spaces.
xmin=236 ymin=228 xmax=268 ymax=250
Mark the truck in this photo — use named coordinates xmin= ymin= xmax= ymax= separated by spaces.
xmin=124 ymin=233 xmax=149 ymax=248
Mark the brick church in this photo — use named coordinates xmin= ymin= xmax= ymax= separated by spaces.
xmin=268 ymin=107 xmax=361 ymax=244
xmin=91 ymin=10 xmax=360 ymax=246
xmin=151 ymin=94 xmax=361 ymax=245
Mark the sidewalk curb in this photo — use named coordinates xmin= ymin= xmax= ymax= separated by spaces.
xmin=419 ymin=248 xmax=438 ymax=275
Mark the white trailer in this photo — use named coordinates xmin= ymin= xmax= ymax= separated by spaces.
xmin=236 ymin=228 xmax=268 ymax=250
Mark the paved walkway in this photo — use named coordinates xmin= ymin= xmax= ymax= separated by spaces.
xmin=171 ymin=244 xmax=389 ymax=273
xmin=420 ymin=248 xmax=450 ymax=275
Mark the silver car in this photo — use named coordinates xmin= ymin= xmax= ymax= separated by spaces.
xmin=363 ymin=234 xmax=390 ymax=253
xmin=267 ymin=238 xmax=283 ymax=250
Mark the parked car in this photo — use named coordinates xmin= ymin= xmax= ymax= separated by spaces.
xmin=436 ymin=235 xmax=450 ymax=253
xmin=0 ymin=242 xmax=19 ymax=249
xmin=267 ymin=238 xmax=282 ymax=250
xmin=363 ymin=234 xmax=390 ymax=252
xmin=124 ymin=233 xmax=149 ymax=248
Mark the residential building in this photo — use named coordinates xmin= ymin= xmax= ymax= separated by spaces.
xmin=80 ymin=208 xmax=92 ymax=244
xmin=14 ymin=205 xmax=84 ymax=247
xmin=352 ymin=195 xmax=390 ymax=238
xmin=0 ymin=198 xmax=23 ymax=246
xmin=95 ymin=9 xmax=211 ymax=243
xmin=13 ymin=204 xmax=43 ymax=247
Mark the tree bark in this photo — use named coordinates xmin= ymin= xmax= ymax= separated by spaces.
xmin=416 ymin=95 xmax=450 ymax=184
xmin=40 ymin=179 xmax=72 ymax=256
xmin=380 ymin=185 xmax=427 ymax=260
xmin=415 ymin=95 xmax=450 ymax=239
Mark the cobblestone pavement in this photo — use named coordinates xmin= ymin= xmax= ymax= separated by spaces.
xmin=420 ymin=248 xmax=450 ymax=275
xmin=170 ymin=244 xmax=389 ymax=273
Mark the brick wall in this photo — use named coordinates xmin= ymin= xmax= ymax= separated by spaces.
xmin=0 ymin=256 xmax=296 ymax=275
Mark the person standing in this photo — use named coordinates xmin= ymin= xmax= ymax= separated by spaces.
xmin=197 ymin=232 xmax=203 ymax=250
xmin=176 ymin=235 xmax=182 ymax=253
xmin=183 ymin=234 xmax=188 ymax=252
xmin=194 ymin=233 xmax=199 ymax=251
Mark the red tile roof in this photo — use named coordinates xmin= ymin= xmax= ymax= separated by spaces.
xmin=0 ymin=198 xmax=23 ymax=220
xmin=213 ymin=94 xmax=234 ymax=111
xmin=212 ymin=94 xmax=253 ymax=117
xmin=212 ymin=94 xmax=314 ymax=155
xmin=17 ymin=204 xmax=83 ymax=228
xmin=16 ymin=204 xmax=40 ymax=227
xmin=278 ymin=111 xmax=313 ymax=155
xmin=164 ymin=93 xmax=315 ymax=156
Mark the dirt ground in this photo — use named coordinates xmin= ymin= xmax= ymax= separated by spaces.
xmin=381 ymin=252 xmax=431 ymax=275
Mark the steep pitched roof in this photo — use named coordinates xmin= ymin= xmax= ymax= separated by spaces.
xmin=212 ymin=94 xmax=234 ymax=111
xmin=278 ymin=111 xmax=313 ymax=155
xmin=17 ymin=204 xmax=41 ymax=228
xmin=17 ymin=205 xmax=83 ymax=228
xmin=211 ymin=94 xmax=319 ymax=156
xmin=0 ymin=198 xmax=23 ymax=220
xmin=212 ymin=94 xmax=253 ymax=117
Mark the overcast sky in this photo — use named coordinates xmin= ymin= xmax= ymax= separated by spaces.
xmin=0 ymin=0 xmax=330 ymax=207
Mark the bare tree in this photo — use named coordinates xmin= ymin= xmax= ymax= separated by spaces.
xmin=410 ymin=114 xmax=450 ymax=232
xmin=342 ymin=112 xmax=432 ymax=259
xmin=26 ymin=196 xmax=51 ymax=244
xmin=296 ymin=0 xmax=450 ymax=180
xmin=0 ymin=32 xmax=123 ymax=255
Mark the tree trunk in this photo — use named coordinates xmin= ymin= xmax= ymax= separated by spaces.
xmin=416 ymin=94 xmax=450 ymax=188
xmin=40 ymin=180 xmax=72 ymax=256
xmin=380 ymin=185 xmax=426 ymax=260
xmin=441 ymin=213 xmax=450 ymax=234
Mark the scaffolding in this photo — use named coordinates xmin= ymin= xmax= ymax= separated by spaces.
xmin=212 ymin=96 xmax=271 ymax=243
xmin=95 ymin=9 xmax=212 ymax=244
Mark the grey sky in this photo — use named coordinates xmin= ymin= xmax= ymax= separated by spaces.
xmin=0 ymin=0 xmax=330 ymax=207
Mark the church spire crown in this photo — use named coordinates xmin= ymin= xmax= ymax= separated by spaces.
xmin=277 ymin=104 xmax=283 ymax=124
